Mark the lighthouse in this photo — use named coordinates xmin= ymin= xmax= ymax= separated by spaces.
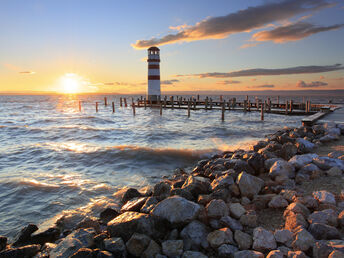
xmin=147 ymin=46 xmax=161 ymax=102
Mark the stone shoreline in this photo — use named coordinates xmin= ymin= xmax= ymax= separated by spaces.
xmin=1 ymin=122 xmax=344 ymax=258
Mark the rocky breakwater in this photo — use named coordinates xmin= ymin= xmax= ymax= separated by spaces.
xmin=1 ymin=122 xmax=344 ymax=257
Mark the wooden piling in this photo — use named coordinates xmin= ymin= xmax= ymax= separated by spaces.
xmin=261 ymin=103 xmax=264 ymax=121
xmin=96 ymin=102 xmax=99 ymax=112
xmin=132 ymin=102 xmax=136 ymax=116
xmin=120 ymin=97 xmax=123 ymax=107
xmin=112 ymin=102 xmax=115 ymax=113
xmin=205 ymin=98 xmax=208 ymax=110
xmin=160 ymin=103 xmax=162 ymax=116
xmin=210 ymin=98 xmax=213 ymax=110
xmin=277 ymin=96 xmax=279 ymax=105
xmin=78 ymin=101 xmax=81 ymax=112
xmin=248 ymin=100 xmax=251 ymax=112
xmin=144 ymin=98 xmax=147 ymax=109
xmin=221 ymin=101 xmax=225 ymax=121
xmin=220 ymin=95 xmax=223 ymax=102
xmin=171 ymin=96 xmax=174 ymax=109
xmin=197 ymin=94 xmax=200 ymax=101
xmin=104 ymin=97 xmax=107 ymax=106
xmin=290 ymin=100 xmax=293 ymax=113
xmin=164 ymin=98 xmax=167 ymax=108
xmin=124 ymin=98 xmax=127 ymax=107
xmin=285 ymin=101 xmax=289 ymax=114
xmin=187 ymin=101 xmax=191 ymax=117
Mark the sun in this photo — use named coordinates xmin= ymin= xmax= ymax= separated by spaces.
xmin=60 ymin=73 xmax=81 ymax=94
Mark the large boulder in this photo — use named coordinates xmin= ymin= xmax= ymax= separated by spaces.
xmin=280 ymin=143 xmax=298 ymax=160
xmin=252 ymin=227 xmax=277 ymax=252
xmin=312 ymin=240 xmax=344 ymax=258
xmin=180 ymin=220 xmax=209 ymax=250
xmin=308 ymin=223 xmax=341 ymax=240
xmin=308 ymin=209 xmax=338 ymax=227
xmin=151 ymin=196 xmax=200 ymax=224
xmin=284 ymin=212 xmax=308 ymax=231
xmin=126 ymin=233 xmax=151 ymax=257
xmin=274 ymin=229 xmax=293 ymax=247
xmin=247 ymin=153 xmax=265 ymax=174
xmin=182 ymin=176 xmax=210 ymax=197
xmin=211 ymin=174 xmax=234 ymax=192
xmin=285 ymin=202 xmax=310 ymax=218
xmin=312 ymin=191 xmax=336 ymax=205
xmin=121 ymin=197 xmax=147 ymax=213
xmin=224 ymin=159 xmax=255 ymax=175
xmin=269 ymin=160 xmax=295 ymax=182
xmin=289 ymin=154 xmax=318 ymax=169
xmin=291 ymin=227 xmax=315 ymax=252
xmin=295 ymin=138 xmax=315 ymax=153
xmin=236 ymin=172 xmax=264 ymax=198
xmin=312 ymin=157 xmax=344 ymax=171
xmin=141 ymin=240 xmax=161 ymax=258
xmin=228 ymin=203 xmax=246 ymax=219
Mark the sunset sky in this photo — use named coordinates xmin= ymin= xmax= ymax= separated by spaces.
xmin=1 ymin=0 xmax=343 ymax=94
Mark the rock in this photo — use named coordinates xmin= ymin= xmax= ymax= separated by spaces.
xmin=70 ymin=248 xmax=95 ymax=258
xmin=121 ymin=188 xmax=142 ymax=203
xmin=313 ymin=191 xmax=336 ymax=205
xmin=103 ymin=237 xmax=126 ymax=258
xmin=265 ymin=158 xmax=283 ymax=170
xmin=13 ymin=224 xmax=38 ymax=246
xmin=308 ymin=209 xmax=338 ymax=227
xmin=38 ymin=243 xmax=57 ymax=258
xmin=296 ymin=195 xmax=319 ymax=209
xmin=312 ymin=240 xmax=344 ymax=258
xmin=280 ymin=189 xmax=297 ymax=202
xmin=339 ymin=210 xmax=344 ymax=228
xmin=180 ymin=220 xmax=209 ymax=250
xmin=328 ymin=151 xmax=344 ymax=159
xmin=100 ymin=208 xmax=119 ymax=224
xmin=252 ymin=227 xmax=277 ymax=252
xmin=162 ymin=240 xmax=183 ymax=257
xmin=269 ymin=160 xmax=295 ymax=182
xmin=236 ymin=172 xmax=264 ymax=198
xmin=211 ymin=174 xmax=234 ymax=192
xmin=289 ymin=154 xmax=318 ymax=169
xmin=308 ymin=223 xmax=341 ymax=240
xmin=224 ymin=159 xmax=255 ymax=175
xmin=121 ymin=197 xmax=147 ymax=212
xmin=206 ymin=199 xmax=229 ymax=219
xmin=50 ymin=228 xmax=96 ymax=258
xmin=266 ymin=250 xmax=284 ymax=258
xmin=0 ymin=236 xmax=7 ymax=251
xmin=285 ymin=212 xmax=308 ymax=231
xmin=298 ymin=163 xmax=321 ymax=175
xmin=251 ymin=141 xmax=269 ymax=152
xmin=107 ymin=212 xmax=165 ymax=241
xmin=207 ymin=228 xmax=234 ymax=248
xmin=326 ymin=167 xmax=342 ymax=176
xmin=228 ymin=203 xmax=245 ymax=219
xmin=234 ymin=230 xmax=252 ymax=250
xmin=274 ymin=229 xmax=293 ymax=247
xmin=240 ymin=213 xmax=258 ymax=228
xmin=285 ymin=202 xmax=310 ymax=218
xmin=141 ymin=240 xmax=161 ymax=258
xmin=220 ymin=216 xmax=243 ymax=231
xmin=296 ymin=138 xmax=315 ymax=153
xmin=153 ymin=182 xmax=171 ymax=198
xmin=182 ymin=251 xmax=208 ymax=258
xmin=126 ymin=233 xmax=151 ymax=257
xmin=253 ymin=194 xmax=276 ymax=209
xmin=0 ymin=244 xmax=40 ymax=257
xmin=313 ymin=157 xmax=344 ymax=171
xmin=140 ymin=197 xmax=159 ymax=214
xmin=30 ymin=227 xmax=60 ymax=245
xmin=151 ymin=196 xmax=200 ymax=224
xmin=182 ymin=176 xmax=210 ymax=197
xmin=218 ymin=244 xmax=238 ymax=258
xmin=233 ymin=250 xmax=264 ymax=258
xmin=328 ymin=250 xmax=344 ymax=258
xmin=287 ymin=250 xmax=308 ymax=258
xmin=170 ymin=188 xmax=194 ymax=201
xmin=247 ymin=153 xmax=265 ymax=174
xmin=291 ymin=227 xmax=315 ymax=252
xmin=268 ymin=195 xmax=289 ymax=208
xmin=280 ymin=143 xmax=298 ymax=160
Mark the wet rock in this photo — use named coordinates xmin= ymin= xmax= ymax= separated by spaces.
xmin=233 ymin=250 xmax=264 ymax=258
xmin=170 ymin=188 xmax=194 ymax=201
xmin=120 ymin=197 xmax=147 ymax=212
xmin=30 ymin=227 xmax=60 ymax=245
xmin=103 ymin=237 xmax=126 ymax=258
xmin=252 ymin=227 xmax=277 ymax=252
xmin=220 ymin=216 xmax=243 ymax=231
xmin=287 ymin=250 xmax=308 ymax=258
xmin=126 ymin=233 xmax=151 ymax=257
xmin=151 ymin=196 xmax=200 ymax=224
xmin=100 ymin=208 xmax=119 ymax=224
xmin=121 ymin=188 xmax=142 ymax=203
xmin=153 ymin=182 xmax=171 ymax=199
xmin=269 ymin=160 xmax=295 ymax=182
xmin=182 ymin=176 xmax=210 ymax=197
xmin=108 ymin=212 xmax=165 ymax=241
xmin=37 ymin=242 xmax=57 ymax=258
xmin=0 ymin=244 xmax=40 ymax=257
xmin=268 ymin=195 xmax=288 ymax=208
xmin=141 ymin=240 xmax=161 ymax=258
xmin=285 ymin=212 xmax=308 ymax=231
xmin=206 ymin=199 xmax=229 ymax=219
xmin=50 ymin=228 xmax=96 ymax=258
xmin=308 ymin=209 xmax=338 ymax=227
xmin=13 ymin=224 xmax=38 ymax=246
xmin=236 ymin=172 xmax=264 ymax=198
xmin=211 ymin=174 xmax=234 ymax=192
xmin=228 ymin=203 xmax=245 ymax=219
xmin=0 ymin=236 xmax=7 ymax=251
xmin=309 ymin=223 xmax=341 ymax=240
xmin=140 ymin=197 xmax=159 ymax=214
xmin=292 ymin=227 xmax=314 ymax=252
xmin=162 ymin=240 xmax=183 ymax=257
xmin=207 ymin=228 xmax=234 ymax=248
xmin=289 ymin=154 xmax=318 ymax=169
xmin=266 ymin=250 xmax=284 ymax=258
xmin=313 ymin=190 xmax=336 ymax=205
xmin=180 ymin=220 xmax=209 ymax=250
xmin=218 ymin=244 xmax=238 ymax=258
xmin=285 ymin=202 xmax=310 ymax=218
xmin=313 ymin=157 xmax=344 ymax=171
xmin=234 ymin=230 xmax=252 ymax=250
xmin=274 ymin=229 xmax=293 ymax=247
xmin=182 ymin=251 xmax=208 ymax=258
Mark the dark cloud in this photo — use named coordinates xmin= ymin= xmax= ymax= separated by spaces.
xmin=249 ymin=84 xmax=275 ymax=88
xmin=132 ymin=0 xmax=332 ymax=48
xmin=19 ymin=71 xmax=35 ymax=74
xmin=216 ymin=80 xmax=241 ymax=85
xmin=161 ymin=79 xmax=180 ymax=85
xmin=178 ymin=64 xmax=344 ymax=78
xmin=252 ymin=22 xmax=344 ymax=43
xmin=297 ymin=80 xmax=328 ymax=88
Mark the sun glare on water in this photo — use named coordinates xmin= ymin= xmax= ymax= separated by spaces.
xmin=60 ymin=73 xmax=82 ymax=94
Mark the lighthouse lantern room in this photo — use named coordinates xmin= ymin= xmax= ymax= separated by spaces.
xmin=147 ymin=46 xmax=161 ymax=102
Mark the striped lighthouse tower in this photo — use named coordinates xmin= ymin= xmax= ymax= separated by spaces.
xmin=147 ymin=46 xmax=161 ymax=102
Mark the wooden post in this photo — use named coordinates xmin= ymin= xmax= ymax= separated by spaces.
xmin=120 ymin=97 xmax=123 ymax=107
xmin=112 ymin=102 xmax=115 ymax=113
xmin=171 ymin=96 xmax=174 ymax=109
xmin=164 ymin=98 xmax=167 ymax=108
xmin=124 ymin=98 xmax=127 ymax=107
xmin=78 ymin=101 xmax=81 ymax=112
xmin=233 ymin=97 xmax=236 ymax=108
xmin=246 ymin=95 xmax=249 ymax=102
xmin=187 ymin=101 xmax=191 ymax=117
xmin=221 ymin=101 xmax=225 ymax=121
xmin=96 ymin=102 xmax=99 ymax=112
xmin=309 ymin=101 xmax=311 ymax=112
xmin=261 ymin=103 xmax=264 ymax=121
xmin=104 ymin=97 xmax=107 ymax=106
xmin=290 ymin=100 xmax=293 ymax=113
xmin=150 ymin=99 xmax=152 ymax=108
xmin=197 ymin=94 xmax=200 ymax=101
xmin=277 ymin=96 xmax=279 ymax=105
xmin=210 ymin=98 xmax=213 ymax=110
xmin=160 ymin=103 xmax=162 ymax=116
xmin=132 ymin=102 xmax=136 ymax=116
xmin=248 ymin=100 xmax=251 ymax=112
xmin=144 ymin=98 xmax=147 ymax=109
xmin=220 ymin=95 xmax=223 ymax=102
xmin=205 ymin=98 xmax=208 ymax=110
xmin=285 ymin=101 xmax=289 ymax=114
xmin=244 ymin=100 xmax=247 ymax=112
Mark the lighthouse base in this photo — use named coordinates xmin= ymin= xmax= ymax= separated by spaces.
xmin=148 ymin=95 xmax=160 ymax=103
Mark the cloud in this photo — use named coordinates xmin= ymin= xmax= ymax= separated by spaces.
xmin=297 ymin=80 xmax=328 ymax=88
xmin=249 ymin=84 xmax=275 ymax=88
xmin=132 ymin=0 xmax=332 ymax=49
xmin=161 ymin=79 xmax=180 ymax=85
xmin=216 ymin=80 xmax=241 ymax=85
xmin=251 ymin=22 xmax=344 ymax=43
xmin=178 ymin=64 xmax=344 ymax=78
xmin=19 ymin=71 xmax=36 ymax=74
xmin=240 ymin=42 xmax=261 ymax=49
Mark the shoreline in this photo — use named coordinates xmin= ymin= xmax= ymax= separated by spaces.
xmin=0 ymin=122 xmax=344 ymax=257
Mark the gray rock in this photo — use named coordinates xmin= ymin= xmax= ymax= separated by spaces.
xmin=240 ymin=214 xmax=258 ymax=228
xmin=234 ymin=230 xmax=252 ymax=250
xmin=274 ymin=229 xmax=293 ymax=247
xmin=280 ymin=142 xmax=298 ymax=160
xmin=228 ymin=203 xmax=245 ymax=219
xmin=153 ymin=181 xmax=171 ymax=198
xmin=182 ymin=251 xmax=208 ymax=258
xmin=298 ymin=163 xmax=321 ymax=174
xmin=291 ymin=227 xmax=315 ymax=252
xmin=206 ymin=199 xmax=229 ymax=219
xmin=220 ymin=216 xmax=243 ymax=231
xmin=296 ymin=138 xmax=315 ymax=153
xmin=308 ymin=209 xmax=338 ymax=227
xmin=338 ymin=210 xmax=344 ymax=228
xmin=103 ymin=237 xmax=126 ymax=258
xmin=211 ymin=174 xmax=234 ymax=192
xmin=308 ymin=223 xmax=341 ymax=240
xmin=162 ymin=240 xmax=183 ymax=257
xmin=328 ymin=250 xmax=344 ymax=258
xmin=126 ymin=233 xmax=151 ymax=257
xmin=180 ymin=220 xmax=209 ymax=250
xmin=151 ymin=196 xmax=200 ymax=224
xmin=285 ymin=202 xmax=310 ymax=218
xmin=0 ymin=236 xmax=7 ymax=251
xmin=247 ymin=153 xmax=265 ymax=174
xmin=141 ymin=240 xmax=161 ymax=258
xmin=182 ymin=176 xmax=210 ymax=197
xmin=13 ymin=224 xmax=38 ymax=246
xmin=0 ymin=245 xmax=40 ymax=257
xmin=277 ymin=246 xmax=291 ymax=256
xmin=121 ymin=197 xmax=147 ymax=213
xmin=289 ymin=154 xmax=318 ymax=169
xmin=269 ymin=160 xmax=295 ymax=182
xmin=233 ymin=250 xmax=264 ymax=258
xmin=224 ymin=159 xmax=255 ymax=175
xmin=312 ymin=240 xmax=344 ymax=258
xmin=268 ymin=195 xmax=289 ymax=209
xmin=328 ymin=151 xmax=344 ymax=159
xmin=140 ymin=197 xmax=159 ymax=214
xmin=265 ymin=158 xmax=283 ymax=170
xmin=266 ymin=250 xmax=284 ymax=258
xmin=287 ymin=250 xmax=309 ymax=258
xmin=100 ymin=208 xmax=119 ymax=224
xmin=236 ymin=172 xmax=264 ymax=198
xmin=326 ymin=167 xmax=342 ymax=176
xmin=285 ymin=212 xmax=308 ymax=231
xmin=207 ymin=228 xmax=234 ymax=248
xmin=121 ymin=188 xmax=142 ymax=203
xmin=252 ymin=227 xmax=277 ymax=252
xmin=218 ymin=244 xmax=238 ymax=258
xmin=312 ymin=157 xmax=344 ymax=171
xmin=312 ymin=191 xmax=336 ymax=205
